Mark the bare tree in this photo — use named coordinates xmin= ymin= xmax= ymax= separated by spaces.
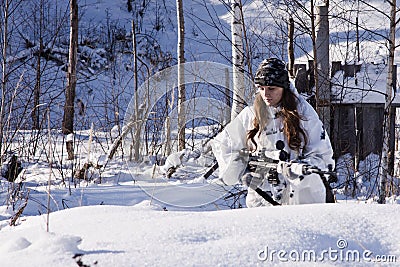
xmin=62 ymin=0 xmax=78 ymax=160
xmin=31 ymin=0 xmax=44 ymax=130
xmin=230 ymin=0 xmax=245 ymax=120
xmin=0 ymin=0 xmax=10 ymax=160
xmin=177 ymin=0 xmax=185 ymax=151
xmin=379 ymin=0 xmax=397 ymax=204
xmin=287 ymin=16 xmax=295 ymax=78
xmin=131 ymin=20 xmax=141 ymax=161
xmin=0 ymin=0 xmax=25 ymax=161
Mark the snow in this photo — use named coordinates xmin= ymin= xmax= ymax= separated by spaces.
xmin=2 ymin=0 xmax=400 ymax=266
xmin=2 ymin=138 xmax=399 ymax=266
xmin=1 ymin=152 xmax=400 ymax=266
xmin=1 ymin=199 xmax=399 ymax=266
xmin=331 ymin=57 xmax=400 ymax=104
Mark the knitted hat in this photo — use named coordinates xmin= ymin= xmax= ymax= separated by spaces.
xmin=254 ymin=58 xmax=290 ymax=90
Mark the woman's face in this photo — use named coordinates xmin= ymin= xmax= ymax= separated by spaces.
xmin=258 ymin=86 xmax=284 ymax=107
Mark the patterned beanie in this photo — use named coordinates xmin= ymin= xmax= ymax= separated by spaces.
xmin=254 ymin=58 xmax=290 ymax=90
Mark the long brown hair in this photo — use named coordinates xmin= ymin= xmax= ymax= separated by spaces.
xmin=247 ymin=89 xmax=308 ymax=152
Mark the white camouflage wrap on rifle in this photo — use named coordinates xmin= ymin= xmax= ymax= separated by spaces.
xmin=210 ymin=83 xmax=335 ymax=207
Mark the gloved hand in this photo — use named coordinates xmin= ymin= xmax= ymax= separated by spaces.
xmin=278 ymin=161 xmax=303 ymax=181
xmin=235 ymin=148 xmax=250 ymax=164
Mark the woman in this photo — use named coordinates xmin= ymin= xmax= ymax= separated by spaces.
xmin=211 ymin=58 xmax=335 ymax=207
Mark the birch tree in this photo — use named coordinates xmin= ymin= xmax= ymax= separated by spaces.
xmin=230 ymin=0 xmax=245 ymax=120
xmin=62 ymin=0 xmax=78 ymax=160
xmin=379 ymin=0 xmax=397 ymax=204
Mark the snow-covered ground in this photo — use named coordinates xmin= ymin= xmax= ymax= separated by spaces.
xmin=2 ymin=0 xmax=400 ymax=266
xmin=1 ymin=196 xmax=400 ymax=266
xmin=1 ymin=150 xmax=400 ymax=267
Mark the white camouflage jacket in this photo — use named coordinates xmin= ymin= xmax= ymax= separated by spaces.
xmin=211 ymin=87 xmax=335 ymax=207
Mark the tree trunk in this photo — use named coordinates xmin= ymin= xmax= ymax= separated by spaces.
xmin=230 ymin=0 xmax=245 ymax=120
xmin=62 ymin=0 xmax=78 ymax=160
xmin=356 ymin=16 xmax=360 ymax=63
xmin=287 ymin=17 xmax=295 ymax=78
xmin=310 ymin=0 xmax=319 ymax=99
xmin=177 ymin=0 xmax=185 ymax=151
xmin=132 ymin=20 xmax=141 ymax=161
xmin=315 ymin=3 xmax=331 ymax=135
xmin=225 ymin=68 xmax=231 ymax=124
xmin=0 ymin=0 xmax=9 ymax=164
xmin=379 ymin=0 xmax=396 ymax=204
xmin=32 ymin=0 xmax=44 ymax=130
